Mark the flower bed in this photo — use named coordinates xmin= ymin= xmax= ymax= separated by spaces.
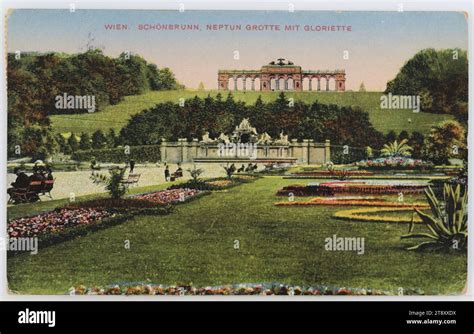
xmin=333 ymin=207 xmax=424 ymax=223
xmin=276 ymin=182 xmax=426 ymax=197
xmin=275 ymin=197 xmax=429 ymax=207
xmin=356 ymin=157 xmax=433 ymax=170
xmin=67 ymin=198 xmax=159 ymax=209
xmin=72 ymin=282 xmax=425 ymax=296
xmin=293 ymin=170 xmax=374 ymax=177
xmin=168 ymin=176 xmax=258 ymax=191
xmin=8 ymin=208 xmax=114 ymax=238
xmin=133 ymin=188 xmax=202 ymax=205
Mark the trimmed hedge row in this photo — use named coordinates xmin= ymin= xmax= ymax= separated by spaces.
xmin=331 ymin=146 xmax=367 ymax=164
xmin=71 ymin=145 xmax=161 ymax=163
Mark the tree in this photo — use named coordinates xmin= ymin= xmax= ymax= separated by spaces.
xmin=56 ymin=134 xmax=70 ymax=154
xmin=67 ymin=132 xmax=79 ymax=152
xmin=91 ymin=130 xmax=107 ymax=149
xmin=380 ymin=139 xmax=413 ymax=157
xmin=359 ymin=82 xmax=366 ymax=92
xmin=198 ymin=82 xmax=205 ymax=90
xmin=386 ymin=48 xmax=467 ymax=114
xmin=408 ymin=132 xmax=425 ymax=159
xmin=398 ymin=130 xmax=410 ymax=141
xmin=79 ymin=132 xmax=91 ymax=150
xmin=158 ymin=67 xmax=181 ymax=90
xmin=106 ymin=128 xmax=118 ymax=148
xmin=385 ymin=130 xmax=398 ymax=143
xmin=422 ymin=120 xmax=466 ymax=164
xmin=119 ymin=94 xmax=385 ymax=152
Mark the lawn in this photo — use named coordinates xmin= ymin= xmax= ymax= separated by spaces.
xmin=7 ymin=177 xmax=466 ymax=295
xmin=50 ymin=90 xmax=453 ymax=136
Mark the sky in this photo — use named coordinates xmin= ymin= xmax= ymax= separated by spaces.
xmin=7 ymin=10 xmax=468 ymax=91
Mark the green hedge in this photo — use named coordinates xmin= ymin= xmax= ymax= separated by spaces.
xmin=331 ymin=146 xmax=367 ymax=164
xmin=71 ymin=145 xmax=161 ymax=163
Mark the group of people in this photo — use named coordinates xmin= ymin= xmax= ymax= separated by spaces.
xmin=164 ymin=163 xmax=183 ymax=182
xmin=237 ymin=163 xmax=258 ymax=173
xmin=8 ymin=163 xmax=54 ymax=202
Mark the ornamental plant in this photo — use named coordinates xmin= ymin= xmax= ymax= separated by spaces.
xmin=91 ymin=167 xmax=128 ymax=199
xmin=380 ymin=139 xmax=413 ymax=157
xmin=187 ymin=165 xmax=204 ymax=185
xmin=402 ymin=184 xmax=467 ymax=251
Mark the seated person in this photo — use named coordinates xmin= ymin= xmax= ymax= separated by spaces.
xmin=8 ymin=167 xmax=30 ymax=196
xmin=44 ymin=167 xmax=54 ymax=183
xmin=29 ymin=170 xmax=45 ymax=182
xmin=175 ymin=166 xmax=183 ymax=178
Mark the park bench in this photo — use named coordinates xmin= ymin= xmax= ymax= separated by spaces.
xmin=8 ymin=181 xmax=42 ymax=204
xmin=39 ymin=179 xmax=55 ymax=199
xmin=121 ymin=173 xmax=141 ymax=187
xmin=8 ymin=178 xmax=55 ymax=204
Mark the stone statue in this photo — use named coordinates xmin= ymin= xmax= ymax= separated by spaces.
xmin=218 ymin=133 xmax=231 ymax=143
xmin=235 ymin=118 xmax=257 ymax=135
xmin=201 ymin=131 xmax=215 ymax=143
xmin=275 ymin=131 xmax=289 ymax=145
xmin=257 ymin=132 xmax=272 ymax=144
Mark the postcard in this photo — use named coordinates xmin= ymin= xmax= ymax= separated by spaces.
xmin=6 ymin=9 xmax=468 ymax=296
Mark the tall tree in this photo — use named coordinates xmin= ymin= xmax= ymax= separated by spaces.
xmin=91 ymin=130 xmax=107 ymax=149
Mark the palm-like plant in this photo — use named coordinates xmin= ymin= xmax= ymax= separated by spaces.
xmin=380 ymin=139 xmax=413 ymax=157
xmin=91 ymin=167 xmax=128 ymax=199
xmin=187 ymin=165 xmax=204 ymax=184
xmin=401 ymin=184 xmax=467 ymax=251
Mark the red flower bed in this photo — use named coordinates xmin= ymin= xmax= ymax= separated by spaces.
xmin=8 ymin=208 xmax=113 ymax=238
xmin=277 ymin=184 xmax=335 ymax=196
xmin=277 ymin=182 xmax=425 ymax=196
xmin=294 ymin=170 xmax=373 ymax=177
xmin=133 ymin=188 xmax=202 ymax=205
xmin=275 ymin=198 xmax=428 ymax=207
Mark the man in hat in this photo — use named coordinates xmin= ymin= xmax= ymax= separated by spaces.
xmin=10 ymin=167 xmax=29 ymax=189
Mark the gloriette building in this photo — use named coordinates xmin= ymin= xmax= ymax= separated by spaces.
xmin=218 ymin=58 xmax=346 ymax=92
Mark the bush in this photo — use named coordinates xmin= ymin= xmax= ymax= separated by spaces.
xmin=331 ymin=146 xmax=366 ymax=164
xmin=91 ymin=167 xmax=128 ymax=199
xmin=71 ymin=144 xmax=161 ymax=163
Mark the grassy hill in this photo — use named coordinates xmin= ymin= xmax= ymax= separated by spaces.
xmin=50 ymin=90 xmax=453 ymax=136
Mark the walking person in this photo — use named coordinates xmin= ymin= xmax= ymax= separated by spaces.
xmin=164 ymin=165 xmax=170 ymax=182
xmin=129 ymin=159 xmax=135 ymax=173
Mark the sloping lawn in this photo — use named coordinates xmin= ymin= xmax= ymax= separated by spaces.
xmin=7 ymin=177 xmax=466 ymax=295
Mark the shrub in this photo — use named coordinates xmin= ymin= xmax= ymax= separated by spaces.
xmin=72 ymin=144 xmax=161 ymax=163
xmin=187 ymin=165 xmax=204 ymax=185
xmin=91 ymin=167 xmax=128 ymax=199
xmin=331 ymin=146 xmax=366 ymax=164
